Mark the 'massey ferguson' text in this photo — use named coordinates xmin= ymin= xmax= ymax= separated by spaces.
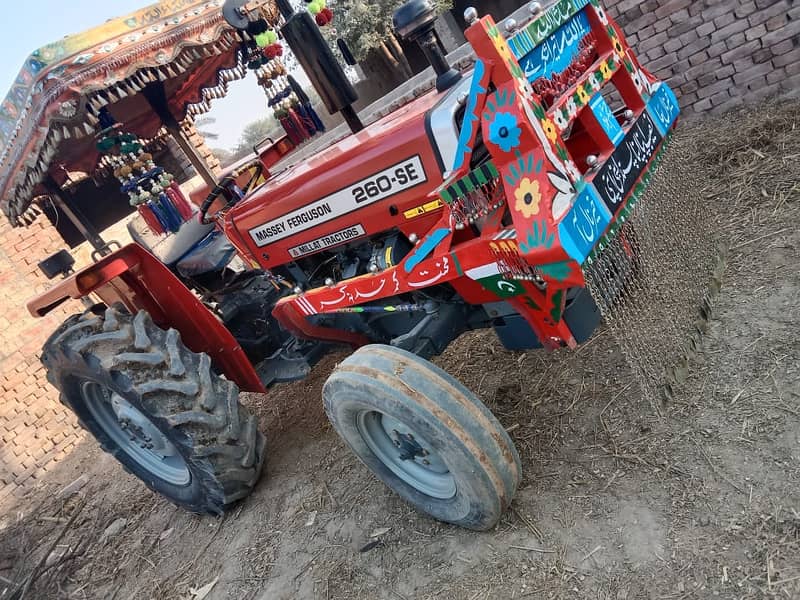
xmin=253 ymin=203 xmax=333 ymax=243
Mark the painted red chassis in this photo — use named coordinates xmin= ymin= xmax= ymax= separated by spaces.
xmin=28 ymin=0 xmax=679 ymax=393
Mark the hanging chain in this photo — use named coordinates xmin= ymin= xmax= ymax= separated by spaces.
xmin=582 ymin=138 xmax=727 ymax=412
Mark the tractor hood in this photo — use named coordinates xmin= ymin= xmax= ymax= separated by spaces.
xmin=225 ymin=87 xmax=459 ymax=267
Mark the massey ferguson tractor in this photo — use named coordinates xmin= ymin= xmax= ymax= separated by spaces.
xmin=26 ymin=0 xmax=680 ymax=530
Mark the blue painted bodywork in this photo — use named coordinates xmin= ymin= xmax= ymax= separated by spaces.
xmin=517 ymin=11 xmax=591 ymax=83
xmin=558 ymin=185 xmax=612 ymax=263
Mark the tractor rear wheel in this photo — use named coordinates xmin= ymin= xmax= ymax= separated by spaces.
xmin=323 ymin=345 xmax=521 ymax=530
xmin=41 ymin=306 xmax=265 ymax=514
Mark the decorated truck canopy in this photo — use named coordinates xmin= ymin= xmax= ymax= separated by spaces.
xmin=0 ymin=0 xmax=282 ymax=226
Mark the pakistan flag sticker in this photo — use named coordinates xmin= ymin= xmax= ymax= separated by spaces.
xmin=465 ymin=264 xmax=526 ymax=298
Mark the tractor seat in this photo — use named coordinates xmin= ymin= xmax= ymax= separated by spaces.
xmin=127 ymin=211 xmax=215 ymax=267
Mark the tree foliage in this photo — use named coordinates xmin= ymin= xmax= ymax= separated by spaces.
xmin=194 ymin=116 xmax=220 ymax=141
xmin=211 ymin=147 xmax=235 ymax=168
xmin=230 ymin=117 xmax=282 ymax=160
xmin=332 ymin=0 xmax=452 ymax=61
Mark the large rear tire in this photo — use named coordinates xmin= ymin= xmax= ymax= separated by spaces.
xmin=323 ymin=345 xmax=521 ymax=530
xmin=41 ymin=306 xmax=266 ymax=514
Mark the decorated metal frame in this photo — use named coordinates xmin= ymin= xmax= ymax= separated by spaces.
xmin=275 ymin=0 xmax=681 ymax=349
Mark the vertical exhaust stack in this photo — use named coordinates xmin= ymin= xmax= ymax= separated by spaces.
xmin=223 ymin=0 xmax=364 ymax=133
xmin=393 ymin=0 xmax=462 ymax=93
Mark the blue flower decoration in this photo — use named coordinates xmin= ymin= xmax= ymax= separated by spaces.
xmin=488 ymin=112 xmax=521 ymax=153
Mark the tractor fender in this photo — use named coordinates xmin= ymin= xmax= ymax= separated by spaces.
xmin=27 ymin=244 xmax=265 ymax=393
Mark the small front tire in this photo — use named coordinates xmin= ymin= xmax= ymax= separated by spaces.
xmin=323 ymin=344 xmax=521 ymax=530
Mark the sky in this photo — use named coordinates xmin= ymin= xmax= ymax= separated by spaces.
xmin=0 ymin=0 xmax=273 ymax=150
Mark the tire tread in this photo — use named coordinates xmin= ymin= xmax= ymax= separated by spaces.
xmin=41 ymin=306 xmax=265 ymax=514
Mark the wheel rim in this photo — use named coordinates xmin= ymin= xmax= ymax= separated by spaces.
xmin=356 ymin=411 xmax=456 ymax=499
xmin=81 ymin=381 xmax=191 ymax=486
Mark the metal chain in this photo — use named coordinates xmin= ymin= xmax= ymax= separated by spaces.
xmin=582 ymin=140 xmax=725 ymax=412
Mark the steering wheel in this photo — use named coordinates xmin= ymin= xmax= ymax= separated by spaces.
xmin=199 ymin=159 xmax=264 ymax=224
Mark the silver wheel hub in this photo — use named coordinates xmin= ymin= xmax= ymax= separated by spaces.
xmin=110 ymin=393 xmax=177 ymax=457
xmin=357 ymin=411 xmax=456 ymax=499
xmin=81 ymin=381 xmax=190 ymax=486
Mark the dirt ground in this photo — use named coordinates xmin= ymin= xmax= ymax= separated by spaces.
xmin=1 ymin=103 xmax=799 ymax=600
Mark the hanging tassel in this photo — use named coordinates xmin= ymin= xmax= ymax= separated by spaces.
xmin=293 ymin=104 xmax=315 ymax=137
xmin=148 ymin=199 xmax=172 ymax=233
xmin=138 ymin=203 xmax=165 ymax=235
xmin=168 ymin=181 xmax=194 ymax=220
xmin=165 ymin=187 xmax=191 ymax=221
xmin=155 ymin=193 xmax=181 ymax=232
xmin=288 ymin=108 xmax=310 ymax=141
xmin=280 ymin=115 xmax=304 ymax=146
xmin=302 ymin=103 xmax=324 ymax=133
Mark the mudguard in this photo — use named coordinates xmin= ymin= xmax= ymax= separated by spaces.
xmin=27 ymin=243 xmax=265 ymax=392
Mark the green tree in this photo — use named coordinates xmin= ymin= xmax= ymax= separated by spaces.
xmin=331 ymin=0 xmax=453 ymax=96
xmin=211 ymin=147 xmax=235 ymax=168
xmin=231 ymin=117 xmax=282 ymax=160
xmin=333 ymin=0 xmax=451 ymax=61
xmin=194 ymin=116 xmax=220 ymax=141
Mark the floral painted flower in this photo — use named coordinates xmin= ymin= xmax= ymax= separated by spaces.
xmin=495 ymin=39 xmax=513 ymax=62
xmin=576 ymin=86 xmax=591 ymax=106
xmin=488 ymin=111 xmax=521 ymax=152
xmin=541 ymin=118 xmax=558 ymax=143
xmin=514 ymin=177 xmax=541 ymax=219
xmin=632 ymin=70 xmax=644 ymax=92
xmin=564 ymin=161 xmax=582 ymax=181
xmin=517 ymin=80 xmax=536 ymax=106
xmin=613 ymin=38 xmax=625 ymax=59
xmin=600 ymin=61 xmax=613 ymax=80
xmin=623 ymin=57 xmax=634 ymax=73
xmin=554 ymin=109 xmax=569 ymax=131
xmin=594 ymin=4 xmax=608 ymax=24
xmin=565 ymin=97 xmax=578 ymax=118
xmin=633 ymin=69 xmax=649 ymax=93
xmin=548 ymin=171 xmax=575 ymax=221
xmin=588 ymin=73 xmax=601 ymax=91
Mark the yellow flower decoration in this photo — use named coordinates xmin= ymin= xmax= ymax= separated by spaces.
xmin=495 ymin=39 xmax=512 ymax=62
xmin=613 ymin=38 xmax=625 ymax=58
xmin=576 ymin=86 xmax=590 ymax=106
xmin=541 ymin=118 xmax=558 ymax=143
xmin=600 ymin=61 xmax=612 ymax=79
xmin=514 ymin=177 xmax=542 ymax=219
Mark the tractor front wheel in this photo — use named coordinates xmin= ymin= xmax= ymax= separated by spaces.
xmin=323 ymin=345 xmax=521 ymax=530
xmin=41 ymin=306 xmax=266 ymax=514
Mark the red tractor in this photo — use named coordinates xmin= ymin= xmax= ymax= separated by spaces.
xmin=27 ymin=0 xmax=679 ymax=530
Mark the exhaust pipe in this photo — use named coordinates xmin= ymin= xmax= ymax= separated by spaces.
xmin=393 ymin=0 xmax=462 ymax=93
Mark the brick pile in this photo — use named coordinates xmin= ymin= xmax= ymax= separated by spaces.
xmin=610 ymin=0 xmax=800 ymax=114
xmin=0 ymin=216 xmax=83 ymax=506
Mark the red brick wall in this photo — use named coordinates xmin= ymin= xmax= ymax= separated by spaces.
xmin=0 ymin=216 xmax=83 ymax=505
xmin=608 ymin=0 xmax=800 ymax=114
